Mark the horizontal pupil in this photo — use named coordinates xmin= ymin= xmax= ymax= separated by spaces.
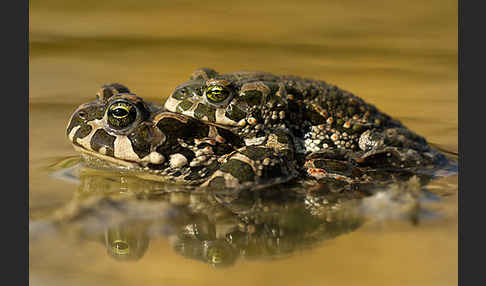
xmin=209 ymin=90 xmax=227 ymax=96
xmin=209 ymin=93 xmax=226 ymax=100
xmin=114 ymin=242 xmax=128 ymax=250
xmin=113 ymin=108 xmax=128 ymax=116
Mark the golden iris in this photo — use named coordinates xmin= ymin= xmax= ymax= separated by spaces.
xmin=111 ymin=240 xmax=130 ymax=255
xmin=207 ymin=247 xmax=224 ymax=264
xmin=205 ymin=85 xmax=230 ymax=104
xmin=107 ymin=101 xmax=137 ymax=129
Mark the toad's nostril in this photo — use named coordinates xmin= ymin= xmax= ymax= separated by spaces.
xmin=78 ymin=111 xmax=87 ymax=119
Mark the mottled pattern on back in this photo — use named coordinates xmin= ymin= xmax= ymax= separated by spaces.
xmin=66 ymin=68 xmax=448 ymax=192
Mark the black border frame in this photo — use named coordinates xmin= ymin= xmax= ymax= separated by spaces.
xmin=460 ymin=0 xmax=484 ymax=285
xmin=4 ymin=0 xmax=29 ymax=285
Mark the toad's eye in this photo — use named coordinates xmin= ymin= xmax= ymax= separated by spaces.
xmin=205 ymin=85 xmax=231 ymax=105
xmin=111 ymin=240 xmax=130 ymax=256
xmin=206 ymin=246 xmax=224 ymax=265
xmin=107 ymin=101 xmax=137 ymax=129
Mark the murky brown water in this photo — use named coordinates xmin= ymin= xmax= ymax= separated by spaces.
xmin=29 ymin=0 xmax=457 ymax=285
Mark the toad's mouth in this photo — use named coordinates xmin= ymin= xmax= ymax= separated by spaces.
xmin=71 ymin=137 xmax=168 ymax=170
xmin=158 ymin=110 xmax=238 ymax=132
xmin=72 ymin=144 xmax=142 ymax=169
xmin=163 ymin=97 xmax=244 ymax=128
xmin=72 ymin=144 xmax=189 ymax=184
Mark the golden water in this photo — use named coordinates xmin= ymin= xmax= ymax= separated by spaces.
xmin=30 ymin=0 xmax=458 ymax=285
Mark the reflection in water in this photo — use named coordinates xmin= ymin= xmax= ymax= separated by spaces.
xmin=170 ymin=198 xmax=363 ymax=267
xmin=30 ymin=156 xmax=450 ymax=267
xmin=104 ymin=221 xmax=150 ymax=261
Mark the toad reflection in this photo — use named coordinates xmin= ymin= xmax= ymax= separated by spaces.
xmin=32 ymin=157 xmax=438 ymax=266
xmin=92 ymin=194 xmax=364 ymax=266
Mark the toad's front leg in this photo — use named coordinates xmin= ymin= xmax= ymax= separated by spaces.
xmin=200 ymin=130 xmax=298 ymax=191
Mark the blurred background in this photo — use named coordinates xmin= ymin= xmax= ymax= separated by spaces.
xmin=30 ymin=0 xmax=457 ymax=285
